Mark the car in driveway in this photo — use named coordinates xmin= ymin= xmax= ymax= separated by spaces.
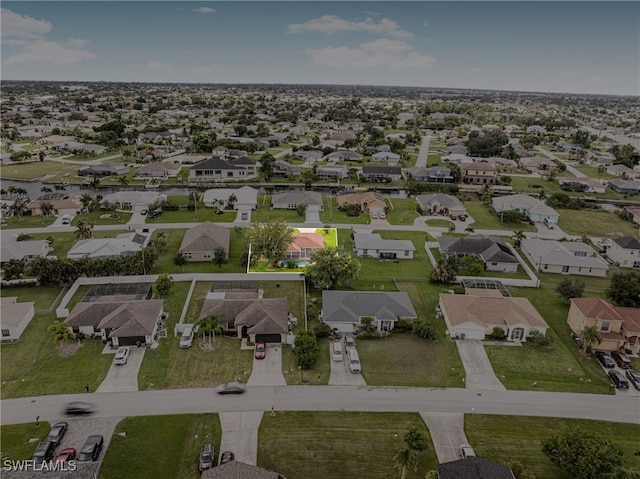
xmin=608 ymin=370 xmax=629 ymax=390
xmin=216 ymin=382 xmax=246 ymax=395
xmin=180 ymin=327 xmax=194 ymax=349
xmin=78 ymin=435 xmax=103 ymax=462
xmin=241 ymin=211 xmax=248 ymax=220
xmin=199 ymin=443 xmax=215 ymax=472
xmin=32 ymin=440 xmax=55 ymax=465
xmin=594 ymin=351 xmax=616 ymax=369
xmin=55 ymin=448 xmax=77 ymax=463
xmin=611 ymin=351 xmax=632 ymax=369
xmin=254 ymin=341 xmax=266 ymax=360
xmin=625 ymin=370 xmax=640 ymax=390
xmin=344 ymin=335 xmax=356 ymax=350
xmin=460 ymin=444 xmax=476 ymax=459
xmin=64 ymin=401 xmax=95 ymax=416
xmin=220 ymin=450 xmax=234 ymax=465
xmin=46 ymin=421 xmax=68 ymax=446
xmin=379 ymin=211 xmax=386 ymax=219
xmin=113 ymin=346 xmax=130 ymax=365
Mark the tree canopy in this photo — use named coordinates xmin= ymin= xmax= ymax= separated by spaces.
xmin=555 ymin=277 xmax=585 ymax=303
xmin=293 ymin=330 xmax=319 ymax=369
xmin=607 ymin=270 xmax=640 ymax=307
xmin=304 ymin=247 xmax=361 ymax=290
xmin=246 ymin=220 xmax=294 ymax=268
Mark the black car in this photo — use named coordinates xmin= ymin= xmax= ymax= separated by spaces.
xmin=199 ymin=443 xmax=215 ymax=472
xmin=594 ymin=351 xmax=616 ymax=369
xmin=220 ymin=450 xmax=234 ymax=465
xmin=148 ymin=209 xmax=164 ymax=219
xmin=78 ymin=435 xmax=103 ymax=462
xmin=65 ymin=401 xmax=95 ymax=415
xmin=31 ymin=440 xmax=55 ymax=465
xmin=625 ymin=370 xmax=640 ymax=391
xmin=46 ymin=421 xmax=68 ymax=447
xmin=216 ymin=382 xmax=246 ymax=395
xmin=608 ymin=370 xmax=630 ymax=390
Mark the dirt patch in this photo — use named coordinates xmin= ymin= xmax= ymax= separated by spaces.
xmin=57 ymin=342 xmax=84 ymax=357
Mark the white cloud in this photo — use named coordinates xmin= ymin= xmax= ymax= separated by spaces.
xmin=4 ymin=39 xmax=94 ymax=65
xmin=193 ymin=7 xmax=216 ymax=14
xmin=1 ymin=8 xmax=52 ymax=38
xmin=305 ymin=38 xmax=435 ymax=69
xmin=147 ymin=61 xmax=170 ymax=70
xmin=288 ymin=15 xmax=413 ymax=39
xmin=67 ymin=38 xmax=88 ymax=49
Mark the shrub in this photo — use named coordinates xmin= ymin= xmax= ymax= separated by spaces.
xmin=490 ymin=327 xmax=506 ymax=340
xmin=412 ymin=320 xmax=436 ymax=340
xmin=313 ymin=322 xmax=332 ymax=339
xmin=527 ymin=330 xmax=553 ymax=347
xmin=394 ymin=319 xmax=413 ymax=333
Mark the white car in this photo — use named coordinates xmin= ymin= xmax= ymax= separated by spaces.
xmin=460 ymin=444 xmax=476 ymax=459
xmin=179 ymin=327 xmax=194 ymax=349
xmin=379 ymin=212 xmax=386 ymax=219
xmin=371 ymin=211 xmax=379 ymax=219
xmin=113 ymin=347 xmax=130 ymax=365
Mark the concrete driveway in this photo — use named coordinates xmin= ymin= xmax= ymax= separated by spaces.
xmin=420 ymin=413 xmax=469 ymax=463
xmin=456 ymin=340 xmax=506 ymax=391
xmin=218 ymin=411 xmax=263 ymax=466
xmin=247 ymin=344 xmax=286 ymax=386
xmin=305 ymin=208 xmax=321 ymax=224
xmin=95 ymin=346 xmax=145 ymax=393
xmin=328 ymin=342 xmax=366 ymax=386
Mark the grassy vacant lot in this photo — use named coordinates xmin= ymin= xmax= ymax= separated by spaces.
xmin=320 ymin=195 xmax=371 ymax=224
xmin=557 ymin=208 xmax=637 ymax=238
xmin=1 ymin=215 xmax=56 ymax=229
xmin=573 ymin=164 xmax=616 ymax=180
xmin=507 ymin=176 xmax=565 ymax=195
xmin=146 ymin=207 xmax=236 ymax=224
xmin=485 ymin=286 xmax=611 ymax=394
xmin=0 ymin=422 xmax=50 ymax=460
xmin=465 ymin=415 xmax=640 ymax=479
xmin=385 ymin=198 xmax=419 ymax=225
xmin=258 ymin=412 xmax=436 ymax=479
xmin=0 ymin=160 xmax=78 ymax=180
xmin=150 ymin=228 xmax=246 ymax=275
xmin=463 ymin=201 xmax=537 ymax=232
xmin=282 ymin=330 xmax=331 ymax=385
xmin=252 ymin=195 xmax=302 ymax=223
xmin=71 ymin=210 xmax=132 ymax=226
xmin=99 ymin=414 xmax=221 ymax=479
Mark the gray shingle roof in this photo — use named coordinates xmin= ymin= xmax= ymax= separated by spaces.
xmin=353 ymin=233 xmax=415 ymax=252
xmin=272 ymin=191 xmax=323 ymax=206
xmin=437 ymin=457 xmax=515 ymax=479
xmin=322 ymin=291 xmax=417 ymax=324
xmin=439 ymin=235 xmax=518 ymax=264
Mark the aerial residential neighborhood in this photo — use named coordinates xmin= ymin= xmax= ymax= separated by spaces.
xmin=0 ymin=2 xmax=639 ymax=479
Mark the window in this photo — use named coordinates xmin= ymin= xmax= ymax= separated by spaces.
xmin=491 ymin=262 xmax=498 ymax=266
xmin=404 ymin=250 xmax=410 ymax=256
xmin=363 ymin=249 xmax=368 ymax=255
xmin=562 ymin=265 xmax=570 ymax=273
xmin=544 ymin=264 xmax=548 ymax=269
xmin=601 ymin=322 xmax=610 ymax=332
xmin=2 ymin=329 xmax=10 ymax=337
xmin=574 ymin=251 xmax=587 ymax=257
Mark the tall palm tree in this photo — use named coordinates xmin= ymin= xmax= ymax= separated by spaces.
xmin=227 ymin=193 xmax=237 ymax=210
xmin=74 ymin=219 xmax=94 ymax=239
xmin=431 ymin=257 xmax=457 ymax=286
xmin=80 ymin=193 xmax=94 ymax=212
xmin=536 ymin=188 xmax=547 ymax=201
xmin=40 ymin=202 xmax=54 ymax=217
xmin=195 ymin=313 xmax=223 ymax=348
xmin=579 ymin=325 xmax=602 ymax=352
xmin=512 ymin=230 xmax=526 ymax=247
xmin=117 ymin=176 xmax=129 ymax=189
xmin=48 ymin=321 xmax=76 ymax=345
xmin=89 ymin=177 xmax=101 ymax=192
xmin=393 ymin=448 xmax=415 ymax=479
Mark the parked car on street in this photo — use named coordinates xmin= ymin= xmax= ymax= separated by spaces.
xmin=77 ymin=435 xmax=103 ymax=462
xmin=55 ymin=448 xmax=77 ymax=463
xmin=113 ymin=346 xmax=130 ymax=365
xmin=64 ymin=401 xmax=95 ymax=416
xmin=608 ymin=370 xmax=630 ymax=390
xmin=199 ymin=443 xmax=215 ymax=472
xmin=216 ymin=382 xmax=246 ymax=395
xmin=254 ymin=341 xmax=266 ymax=360
xmin=220 ymin=450 xmax=235 ymax=465
xmin=611 ymin=351 xmax=632 ymax=369
xmin=625 ymin=370 xmax=640 ymax=390
xmin=46 ymin=421 xmax=68 ymax=446
xmin=594 ymin=351 xmax=616 ymax=368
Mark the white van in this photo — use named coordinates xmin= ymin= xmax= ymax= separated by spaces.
xmin=332 ymin=341 xmax=343 ymax=362
xmin=61 ymin=214 xmax=71 ymax=224
xmin=179 ymin=327 xmax=194 ymax=349
xmin=347 ymin=348 xmax=361 ymax=373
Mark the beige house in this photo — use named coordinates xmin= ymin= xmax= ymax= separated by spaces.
xmin=567 ymin=298 xmax=627 ymax=351
xmin=607 ymin=237 xmax=640 ymax=269
xmin=462 ymin=162 xmax=498 ymax=185
xmin=336 ymin=191 xmax=385 ymax=212
xmin=285 ymin=232 xmax=324 ymax=260
xmin=179 ymin=223 xmax=230 ymax=261
xmin=0 ymin=297 xmax=35 ymax=341
xmin=439 ymin=290 xmax=548 ymax=341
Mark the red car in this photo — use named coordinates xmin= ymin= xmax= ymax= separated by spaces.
xmin=255 ymin=342 xmax=266 ymax=360
xmin=55 ymin=448 xmax=76 ymax=462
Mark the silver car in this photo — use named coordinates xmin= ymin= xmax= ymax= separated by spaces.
xmin=113 ymin=347 xmax=130 ymax=365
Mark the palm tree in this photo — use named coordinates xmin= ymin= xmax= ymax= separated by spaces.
xmin=227 ymin=193 xmax=237 ymax=210
xmin=48 ymin=321 xmax=76 ymax=345
xmin=11 ymin=201 xmax=27 ymax=221
xmin=579 ymin=325 xmax=603 ymax=352
xmin=80 ymin=193 xmax=94 ymax=212
xmin=465 ymin=225 xmax=475 ymax=234
xmin=512 ymin=230 xmax=526 ymax=247
xmin=74 ymin=219 xmax=94 ymax=239
xmin=431 ymin=257 xmax=457 ymax=286
xmin=480 ymin=185 xmax=492 ymax=204
xmin=89 ymin=177 xmax=101 ymax=192
xmin=393 ymin=448 xmax=415 ymax=479
xmin=195 ymin=313 xmax=223 ymax=348
xmin=40 ymin=202 xmax=54 ymax=217
xmin=117 ymin=176 xmax=129 ymax=189
xmin=54 ymin=183 xmax=67 ymax=192
xmin=536 ymin=188 xmax=547 ymax=201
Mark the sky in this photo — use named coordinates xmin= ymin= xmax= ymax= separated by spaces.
xmin=1 ymin=2 xmax=639 ymax=96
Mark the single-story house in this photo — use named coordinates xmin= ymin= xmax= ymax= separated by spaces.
xmin=362 ymin=165 xmax=402 ymax=182
xmin=40 ymin=134 xmax=75 ymax=147
xmin=558 ymin=177 xmax=606 ymax=194
xmin=353 ymin=233 xmax=415 ymax=259
xmin=567 ymin=298 xmax=629 ymax=352
xmin=25 ymin=193 xmax=82 ymax=216
xmin=408 ymin=166 xmax=454 ymax=183
xmin=200 ymin=292 xmax=289 ymax=343
xmin=67 ymin=232 xmax=151 ymax=259
xmin=416 ymin=193 xmax=466 ymax=217
xmin=316 ymin=164 xmax=348 ymax=179
xmin=0 ymin=297 xmax=35 ymax=341
xmin=607 ymin=236 xmax=640 ymax=269
xmin=65 ymin=299 xmax=165 ymax=347
xmin=189 ymin=157 xmax=250 ymax=180
xmin=320 ymin=291 xmax=417 ymax=333
xmin=437 ymin=457 xmax=515 ymax=479
xmin=202 ymin=461 xmax=279 ymax=479
xmin=608 ymin=179 xmax=640 ymax=194
xmin=372 ymin=151 xmax=401 ymax=165
xmin=439 ymin=290 xmax=548 ymax=341
xmin=438 ymin=235 xmax=519 ymax=273
xmin=623 ymin=207 xmax=640 ymax=225
xmin=606 ymin=164 xmax=635 ymax=177
xmin=491 ymin=194 xmax=559 ymax=225
xmin=326 ymin=150 xmax=363 ymax=162
xmin=179 ymin=222 xmax=230 ymax=261
xmin=78 ymin=164 xmax=130 ymax=177
xmin=101 ymin=191 xmax=166 ymax=212
xmin=285 ymin=232 xmax=324 ymax=260
xmin=52 ymin=141 xmax=107 ymax=155
xmin=0 ymin=234 xmax=50 ymax=263
xmin=336 ymin=191 xmax=385 ymax=212
xmin=271 ymin=191 xmax=323 ymax=210
xmin=134 ymin=161 xmax=182 ymax=179
xmin=202 ymin=186 xmax=258 ymax=210
xmin=521 ymin=238 xmax=609 ymax=277
xmin=294 ymin=150 xmax=324 ymax=163
xmin=518 ymin=156 xmax=558 ymax=173
xmin=272 ymin=160 xmax=303 ymax=178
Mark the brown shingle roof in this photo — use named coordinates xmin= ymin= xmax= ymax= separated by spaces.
xmin=570 ymin=297 xmax=623 ymax=322
xmin=180 ymin=222 xmax=230 ymax=256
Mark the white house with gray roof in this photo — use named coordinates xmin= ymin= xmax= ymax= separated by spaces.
xmin=492 ymin=194 xmax=559 ymax=224
xmin=271 ymin=191 xmax=323 ymax=210
xmin=67 ymin=232 xmax=151 ymax=259
xmin=353 ymin=233 xmax=415 ymax=259
xmin=521 ymin=238 xmax=608 ymax=277
xmin=101 ymin=191 xmax=166 ymax=212
xmin=0 ymin=235 xmax=50 ymax=264
xmin=320 ymin=291 xmax=417 ymax=333
xmin=607 ymin=236 xmax=640 ymax=269
xmin=203 ymin=186 xmax=258 ymax=210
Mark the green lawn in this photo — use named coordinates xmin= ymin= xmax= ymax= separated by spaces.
xmin=385 ymin=198 xmax=420 ymax=225
xmin=146 ymin=207 xmax=236 ymax=224
xmin=71 ymin=210 xmax=132 ymax=226
xmin=1 ymin=215 xmax=56 ymax=229
xmin=464 ymin=201 xmax=537 ymax=232
xmin=425 ymin=218 xmax=453 ymax=228
xmin=258 ymin=412 xmax=437 ymax=479
xmin=485 ymin=287 xmax=612 ymax=394
xmin=282 ymin=329 xmax=331 ymax=385
xmin=252 ymin=195 xmax=302 ymax=223
xmin=0 ymin=161 xmax=78 ymax=180
xmin=0 ymin=285 xmax=62 ymax=312
xmin=29 ymin=230 xmax=126 ymax=258
xmin=99 ymin=414 xmax=221 ymax=479
xmin=557 ymin=208 xmax=637 ymax=238
xmin=465 ymin=415 xmax=640 ymax=479
xmin=0 ymin=422 xmax=50 ymax=460
xmin=319 ymin=196 xmax=371 ymax=225
xmin=507 ymin=176 xmax=565 ymax=195
xmin=573 ymin=164 xmax=617 ymax=180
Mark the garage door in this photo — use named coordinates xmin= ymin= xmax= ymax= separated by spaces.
xmin=454 ymin=328 xmax=484 ymax=340
xmin=117 ymin=336 xmax=146 ymax=346
xmin=255 ymin=334 xmax=281 ymax=344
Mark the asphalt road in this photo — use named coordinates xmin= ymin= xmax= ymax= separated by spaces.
xmin=3 ymin=386 xmax=638 ymax=426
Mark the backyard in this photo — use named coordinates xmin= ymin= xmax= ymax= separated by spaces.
xmin=557 ymin=208 xmax=637 ymax=238
xmin=463 ymin=201 xmax=537 ymax=232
